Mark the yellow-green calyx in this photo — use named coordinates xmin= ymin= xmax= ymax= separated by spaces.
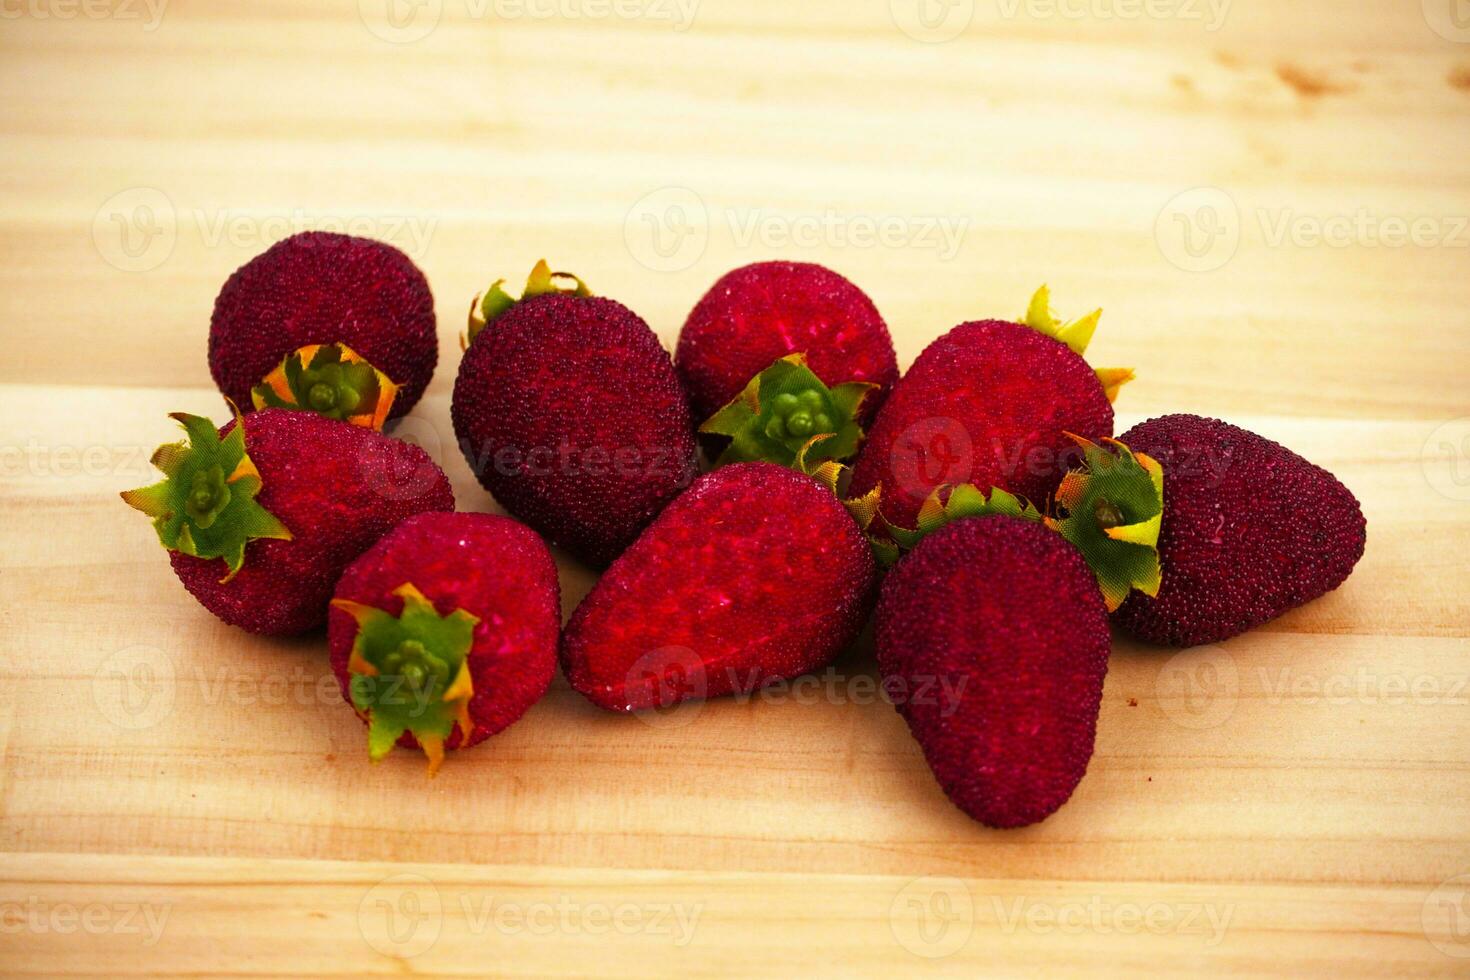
xmin=873 ymin=484 xmax=1044 ymax=567
xmin=1021 ymin=285 xmax=1135 ymax=403
xmin=701 ymin=353 xmax=878 ymax=470
xmin=1047 ymin=435 xmax=1164 ymax=612
xmin=464 ymin=259 xmax=591 ymax=349
xmin=870 ymin=435 xmax=1163 ymax=612
xmin=332 ymin=583 xmax=480 ymax=776
xmin=252 ymin=343 xmax=398 ymax=430
xmin=121 ymin=412 xmax=293 ymax=582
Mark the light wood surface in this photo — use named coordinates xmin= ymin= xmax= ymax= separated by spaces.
xmin=3 ymin=1 xmax=1469 ymax=976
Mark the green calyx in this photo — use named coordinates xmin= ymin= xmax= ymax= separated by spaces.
xmin=120 ymin=412 xmax=292 ymax=582
xmin=868 ymin=435 xmax=1164 ymax=612
xmin=1047 ymin=435 xmax=1164 ymax=612
xmin=872 ymin=484 xmax=1044 ymax=567
xmin=1021 ymin=285 xmax=1135 ymax=403
xmin=701 ymin=354 xmax=878 ymax=469
xmin=464 ymin=259 xmax=591 ymax=349
xmin=331 ymin=584 xmax=480 ymax=776
xmin=251 ymin=343 xmax=399 ymax=430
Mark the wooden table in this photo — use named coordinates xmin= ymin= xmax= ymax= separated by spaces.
xmin=3 ymin=1 xmax=1468 ymax=975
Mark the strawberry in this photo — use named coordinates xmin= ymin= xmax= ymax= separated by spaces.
xmin=122 ymin=409 xmax=454 ymax=635
xmin=1108 ymin=414 xmax=1367 ymax=646
xmin=875 ymin=515 xmax=1111 ymax=828
xmin=209 ymin=232 xmax=437 ymax=428
xmin=675 ymin=261 xmax=899 ymax=428
xmin=850 ymin=286 xmax=1131 ymax=534
xmin=328 ymin=512 xmax=560 ymax=774
xmin=560 ymin=461 xmax=877 ymax=712
xmin=451 ymin=262 xmax=698 ymax=567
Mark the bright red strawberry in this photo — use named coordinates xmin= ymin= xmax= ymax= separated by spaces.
xmin=675 ymin=261 xmax=899 ymax=427
xmin=122 ymin=409 xmax=454 ymax=635
xmin=1110 ymin=415 xmax=1366 ymax=647
xmin=875 ymin=515 xmax=1111 ymax=828
xmin=850 ymin=287 xmax=1130 ymax=534
xmin=328 ymin=512 xmax=560 ymax=773
xmin=451 ymin=262 xmax=698 ymax=567
xmin=209 ymin=232 xmax=437 ymax=427
xmin=560 ymin=462 xmax=877 ymax=712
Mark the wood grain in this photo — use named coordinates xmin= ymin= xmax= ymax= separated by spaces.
xmin=2 ymin=0 xmax=1469 ymax=975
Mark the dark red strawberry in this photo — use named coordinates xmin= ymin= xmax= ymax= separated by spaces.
xmin=560 ymin=462 xmax=877 ymax=712
xmin=850 ymin=287 xmax=1131 ymax=534
xmin=328 ymin=512 xmax=560 ymax=774
xmin=209 ymin=232 xmax=437 ymax=427
xmin=451 ymin=262 xmax=698 ymax=567
xmin=122 ymin=409 xmax=454 ymax=635
xmin=676 ymin=261 xmax=899 ymax=427
xmin=875 ymin=515 xmax=1111 ymax=828
xmin=1110 ymin=414 xmax=1366 ymax=647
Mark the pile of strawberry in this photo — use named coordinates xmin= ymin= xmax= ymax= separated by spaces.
xmin=124 ymin=232 xmax=1366 ymax=824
